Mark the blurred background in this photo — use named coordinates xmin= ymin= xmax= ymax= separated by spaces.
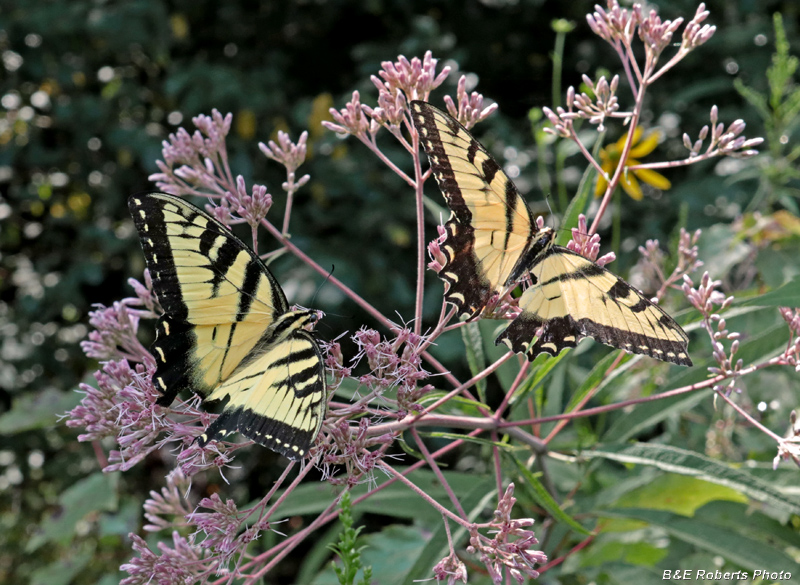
xmin=1 ymin=0 xmax=798 ymax=583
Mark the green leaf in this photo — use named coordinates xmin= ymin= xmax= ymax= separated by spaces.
xmin=600 ymin=387 xmax=708 ymax=444
xmin=565 ymin=350 xmax=632 ymax=413
xmin=576 ymin=540 xmax=668 ymax=569
xmin=752 ymin=247 xmax=800 ymax=289
xmin=584 ymin=443 xmax=800 ymax=515
xmin=98 ymin=498 xmax=142 ymax=537
xmin=30 ymin=551 xmax=93 ymax=585
xmin=734 ymin=78 xmax=771 ymax=120
xmin=298 ymin=518 xmax=351 ymax=585
xmin=557 ymin=164 xmax=594 ymax=246
xmin=693 ymin=500 xmax=800 ymax=550
xmin=332 ymin=375 xmax=362 ymax=400
xmin=509 ymin=351 xmax=568 ymax=405
xmin=327 ymin=491 xmax=370 ymax=585
xmin=421 ymin=431 xmax=512 ymax=450
xmin=95 ymin=575 xmax=125 ymax=585
xmin=603 ymin=564 xmax=684 ymax=585
xmin=26 ymin=472 xmax=120 ymax=551
xmin=601 ymin=364 xmax=712 ymax=443
xmin=0 ymin=387 xmax=82 ymax=435
xmin=730 ymin=321 xmax=789 ymax=364
xmin=395 ymin=431 xmax=424 ymax=461
xmin=461 ymin=321 xmax=487 ymax=403
xmin=416 ymin=391 xmax=489 ymax=414
xmin=95 ymin=571 xmax=128 ymax=585
xmin=589 ymin=468 xmax=663 ymax=510
xmin=506 ymin=451 xmax=592 ymax=535
xmin=739 ymin=276 xmax=800 ymax=307
xmin=599 ymin=508 xmax=800 ymax=574
xmin=615 ymin=475 xmax=747 ymax=516
xmin=697 ymin=225 xmax=752 ymax=281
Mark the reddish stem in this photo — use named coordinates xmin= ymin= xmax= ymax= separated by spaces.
xmin=411 ymin=428 xmax=468 ymax=520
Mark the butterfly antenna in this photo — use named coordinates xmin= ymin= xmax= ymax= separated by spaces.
xmin=309 ymin=266 xmax=353 ymax=319
xmin=542 ymin=192 xmax=564 ymax=234
xmin=309 ymin=265 xmax=335 ymax=309
xmin=543 ymin=191 xmax=555 ymax=218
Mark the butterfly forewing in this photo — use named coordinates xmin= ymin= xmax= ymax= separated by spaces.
xmin=411 ymin=101 xmax=536 ymax=319
xmin=128 ymin=192 xmax=327 ymax=458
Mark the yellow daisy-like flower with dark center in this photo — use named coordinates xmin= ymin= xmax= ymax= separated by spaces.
xmin=595 ymin=127 xmax=672 ymax=200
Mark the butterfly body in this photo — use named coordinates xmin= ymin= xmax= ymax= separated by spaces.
xmin=129 ymin=192 xmax=326 ymax=459
xmin=411 ymin=101 xmax=692 ymax=366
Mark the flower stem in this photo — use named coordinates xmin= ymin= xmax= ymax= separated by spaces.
xmin=410 ymin=428 xmax=468 ymax=520
xmin=589 ymin=79 xmax=648 ymax=234
xmin=379 ymin=462 xmax=474 ymax=529
xmin=412 ymin=125 xmax=426 ymax=336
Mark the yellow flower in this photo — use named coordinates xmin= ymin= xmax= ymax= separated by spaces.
xmin=595 ymin=127 xmax=671 ymax=200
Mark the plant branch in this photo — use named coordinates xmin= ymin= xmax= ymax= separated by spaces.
xmin=589 ymin=78 xmax=648 ymax=234
xmin=410 ymin=428 xmax=468 ymax=520
xmin=379 ymin=462 xmax=474 ymax=529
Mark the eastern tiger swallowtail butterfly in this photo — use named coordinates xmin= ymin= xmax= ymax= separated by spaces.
xmin=129 ymin=192 xmax=327 ymax=459
xmin=410 ymin=101 xmax=692 ymax=366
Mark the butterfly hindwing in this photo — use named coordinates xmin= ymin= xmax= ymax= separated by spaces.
xmin=129 ymin=192 xmax=326 ymax=458
xmin=496 ymin=246 xmax=692 ymax=366
xmin=201 ymin=327 xmax=325 ymax=459
xmin=411 ymin=100 xmax=536 ymax=319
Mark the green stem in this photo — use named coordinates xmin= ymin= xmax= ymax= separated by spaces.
xmin=535 ymin=132 xmax=553 ymax=207
xmin=611 ymin=187 xmax=621 ymax=257
xmin=552 ymin=30 xmax=566 ymax=109
xmin=555 ymin=141 xmax=568 ymax=213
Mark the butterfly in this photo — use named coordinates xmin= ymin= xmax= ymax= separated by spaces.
xmin=129 ymin=192 xmax=327 ymax=459
xmin=411 ymin=101 xmax=691 ymax=366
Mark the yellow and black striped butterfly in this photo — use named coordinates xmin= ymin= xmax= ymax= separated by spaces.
xmin=411 ymin=101 xmax=691 ymax=366
xmin=129 ymin=192 xmax=327 ymax=459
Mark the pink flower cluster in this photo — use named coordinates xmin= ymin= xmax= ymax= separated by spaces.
xmin=226 ymin=175 xmax=272 ymax=229
xmin=121 ymin=532 xmax=211 ymax=585
xmin=587 ymin=1 xmax=715 ymax=57
xmin=467 ymin=484 xmax=548 ymax=584
xmin=371 ymin=51 xmax=451 ymax=104
xmin=317 ymin=418 xmax=393 ymax=488
xmin=682 ymin=272 xmax=741 ymax=392
xmin=443 ymin=75 xmax=498 ymax=130
xmin=351 ymin=326 xmax=431 ymax=396
xmin=432 ymin=552 xmax=468 ymax=585
xmin=683 ymin=105 xmax=764 ymax=158
xmin=150 ymin=109 xmax=234 ymax=197
xmin=566 ymin=214 xmax=616 ymax=267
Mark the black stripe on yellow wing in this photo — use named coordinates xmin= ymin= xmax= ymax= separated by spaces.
xmin=200 ymin=322 xmax=326 ymax=460
xmin=496 ymin=243 xmax=692 ymax=366
xmin=129 ymin=193 xmax=291 ymax=404
xmin=128 ymin=193 xmax=327 ymax=458
xmin=411 ymin=101 xmax=536 ymax=319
